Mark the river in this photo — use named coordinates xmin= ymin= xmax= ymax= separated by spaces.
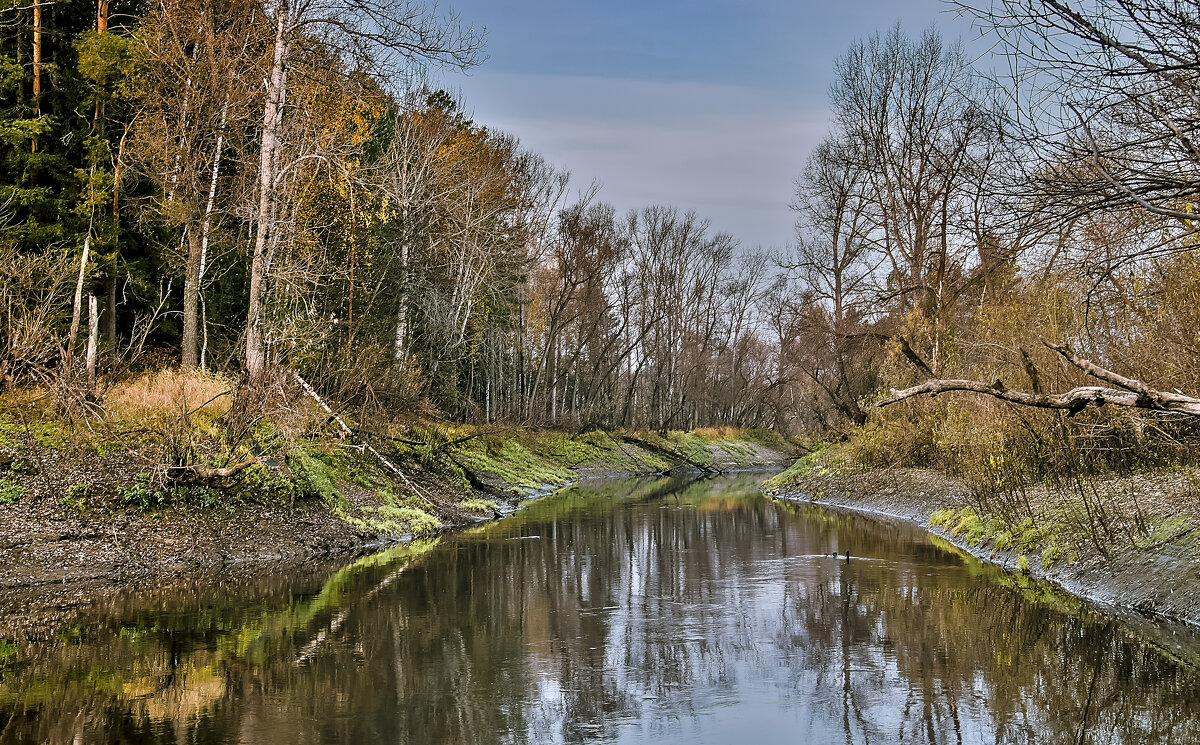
xmin=2 ymin=474 xmax=1199 ymax=743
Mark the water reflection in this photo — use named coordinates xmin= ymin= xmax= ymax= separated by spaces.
xmin=2 ymin=474 xmax=1199 ymax=743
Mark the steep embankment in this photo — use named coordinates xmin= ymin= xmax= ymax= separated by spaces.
xmin=763 ymin=453 xmax=1200 ymax=628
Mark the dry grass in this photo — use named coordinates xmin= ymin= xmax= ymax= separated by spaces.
xmin=693 ymin=426 xmax=741 ymax=442
xmin=105 ymin=368 xmax=234 ymax=421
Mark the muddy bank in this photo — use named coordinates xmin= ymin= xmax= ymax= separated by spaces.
xmin=767 ymin=466 xmax=1200 ymax=628
xmin=0 ymin=431 xmax=791 ymax=637
xmin=0 ymin=489 xmax=406 ymax=644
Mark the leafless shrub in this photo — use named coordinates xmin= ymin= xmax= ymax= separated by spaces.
xmin=0 ymin=244 xmax=75 ymax=389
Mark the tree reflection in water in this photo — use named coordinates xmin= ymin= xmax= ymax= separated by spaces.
xmin=1 ymin=474 xmax=1199 ymax=744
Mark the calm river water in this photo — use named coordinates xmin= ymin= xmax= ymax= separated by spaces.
xmin=3 ymin=474 xmax=1200 ymax=743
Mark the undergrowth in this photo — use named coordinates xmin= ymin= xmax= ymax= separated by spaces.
xmin=334 ymin=486 xmax=441 ymax=538
xmin=845 ymin=394 xmax=1200 ymax=564
xmin=460 ymin=498 xmax=499 ymax=513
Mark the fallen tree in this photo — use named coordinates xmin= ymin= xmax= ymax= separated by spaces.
xmin=879 ymin=342 xmax=1200 ymax=416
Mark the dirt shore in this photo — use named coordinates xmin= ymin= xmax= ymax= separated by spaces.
xmin=0 ymin=432 xmax=791 ymax=638
xmin=767 ymin=465 xmax=1200 ymax=628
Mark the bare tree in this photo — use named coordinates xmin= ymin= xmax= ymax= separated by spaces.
xmin=129 ymin=0 xmax=261 ymax=368
xmin=790 ymin=135 xmax=879 ymax=328
xmin=830 ymin=25 xmax=1000 ymax=372
xmin=245 ymin=0 xmax=484 ymax=383
xmin=957 ymin=0 xmax=1200 ymax=235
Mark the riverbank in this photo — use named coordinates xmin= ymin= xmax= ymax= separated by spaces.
xmin=0 ymin=410 xmax=792 ymax=636
xmin=763 ymin=453 xmax=1200 ymax=628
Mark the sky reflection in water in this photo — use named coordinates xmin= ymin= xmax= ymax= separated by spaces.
xmin=2 ymin=474 xmax=1199 ymax=744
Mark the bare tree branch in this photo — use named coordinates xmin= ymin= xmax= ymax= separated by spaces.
xmin=879 ymin=342 xmax=1200 ymax=415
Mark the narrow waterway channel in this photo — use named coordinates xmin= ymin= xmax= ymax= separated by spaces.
xmin=2 ymin=474 xmax=1200 ymax=744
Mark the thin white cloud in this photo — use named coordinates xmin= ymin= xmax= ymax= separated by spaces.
xmin=452 ymin=72 xmax=828 ymax=248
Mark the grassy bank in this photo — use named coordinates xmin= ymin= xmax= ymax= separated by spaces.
xmin=0 ymin=369 xmax=796 ymax=597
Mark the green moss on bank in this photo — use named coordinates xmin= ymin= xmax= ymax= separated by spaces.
xmin=0 ymin=384 xmax=788 ymax=542
xmin=762 ymin=443 xmax=835 ymax=493
xmin=453 ymin=438 xmax=576 ymax=493
xmin=927 ymin=505 xmax=1073 ymax=567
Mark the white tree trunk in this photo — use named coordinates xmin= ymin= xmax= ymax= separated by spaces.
xmin=393 ymin=238 xmax=409 ymax=363
xmin=66 ymin=232 xmax=92 ymax=366
xmin=185 ymin=95 xmax=229 ymax=369
xmin=246 ymin=0 xmax=290 ymax=383
xmin=86 ymin=296 xmax=99 ymax=394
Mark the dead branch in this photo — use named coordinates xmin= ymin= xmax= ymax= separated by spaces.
xmin=294 ymin=373 xmax=432 ymax=500
xmin=1044 ymin=342 xmax=1183 ymax=404
xmin=165 ymin=458 xmax=258 ymax=483
xmin=896 ymin=336 xmax=935 ymax=378
xmin=879 ymin=344 xmax=1200 ymax=415
xmin=1019 ymin=346 xmax=1042 ymax=394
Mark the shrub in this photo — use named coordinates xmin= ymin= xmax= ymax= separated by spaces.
xmin=762 ymin=443 xmax=831 ymax=492
xmin=929 ymin=507 xmax=958 ymax=528
xmin=849 ymin=411 xmax=939 ymax=469
xmin=60 ymin=482 xmax=90 ymax=513
xmin=117 ymin=473 xmax=162 ymax=510
xmin=1041 ymin=542 xmax=1063 ymax=569
xmin=105 ymin=368 xmax=233 ymax=421
xmin=228 ymin=463 xmax=295 ymax=505
xmin=0 ymin=479 xmax=24 ymax=505
xmin=294 ymin=450 xmax=339 ymax=501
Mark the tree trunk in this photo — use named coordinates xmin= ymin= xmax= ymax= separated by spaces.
xmin=111 ymin=127 xmax=126 ymax=218
xmin=31 ymin=1 xmax=41 ymax=154
xmin=105 ymin=272 xmax=117 ymax=345
xmin=246 ymin=0 xmax=290 ymax=383
xmin=392 ymin=236 xmax=409 ymax=364
xmin=200 ymin=294 xmax=209 ymax=370
xmin=66 ymin=233 xmax=92 ymax=366
xmin=86 ymin=295 xmax=99 ymax=394
xmin=182 ymin=225 xmax=201 ymax=367
xmin=186 ymin=95 xmax=228 ymax=369
xmin=880 ymin=343 xmax=1200 ymax=416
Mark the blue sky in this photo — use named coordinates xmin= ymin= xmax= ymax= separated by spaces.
xmin=435 ymin=1 xmax=985 ymax=249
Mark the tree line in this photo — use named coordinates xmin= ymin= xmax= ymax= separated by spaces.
xmin=785 ymin=2 xmax=1200 ymax=493
xmin=0 ymin=0 xmax=796 ymax=432
xmin=6 ymin=0 xmax=1200 ymax=451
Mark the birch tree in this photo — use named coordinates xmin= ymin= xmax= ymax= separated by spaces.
xmin=244 ymin=0 xmax=484 ymax=383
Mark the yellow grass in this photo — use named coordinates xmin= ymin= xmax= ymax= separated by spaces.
xmin=692 ymin=426 xmax=741 ymax=442
xmin=106 ymin=368 xmax=234 ymax=421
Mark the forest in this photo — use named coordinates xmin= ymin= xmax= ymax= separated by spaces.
xmin=0 ymin=0 xmax=789 ymax=436
xmin=8 ymin=5 xmax=1200 ymax=741
xmin=3 ymin=0 xmax=1200 ymax=495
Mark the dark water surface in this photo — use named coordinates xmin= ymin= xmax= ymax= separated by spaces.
xmin=3 ymin=474 xmax=1200 ymax=744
